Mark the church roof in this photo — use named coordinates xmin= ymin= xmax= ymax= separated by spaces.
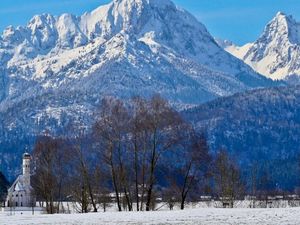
xmin=8 ymin=175 xmax=33 ymax=193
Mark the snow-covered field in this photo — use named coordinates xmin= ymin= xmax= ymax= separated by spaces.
xmin=1 ymin=207 xmax=300 ymax=225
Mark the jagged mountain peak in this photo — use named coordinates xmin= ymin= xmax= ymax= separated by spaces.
xmin=28 ymin=13 xmax=55 ymax=25
xmin=276 ymin=11 xmax=285 ymax=16
xmin=111 ymin=0 xmax=174 ymax=7
xmin=274 ymin=11 xmax=290 ymax=20
xmin=0 ymin=0 xmax=275 ymax=116
xmin=273 ymin=11 xmax=294 ymax=22
xmin=263 ymin=11 xmax=300 ymax=45
xmin=80 ymin=0 xmax=192 ymax=40
xmin=223 ymin=12 xmax=300 ymax=81
xmin=1 ymin=0 xmax=192 ymax=51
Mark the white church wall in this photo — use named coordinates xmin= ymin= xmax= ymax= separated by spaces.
xmin=6 ymin=153 xmax=36 ymax=208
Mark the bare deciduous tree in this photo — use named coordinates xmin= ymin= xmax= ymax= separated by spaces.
xmin=142 ymin=95 xmax=186 ymax=211
xmin=32 ymin=135 xmax=70 ymax=214
xmin=93 ymin=97 xmax=132 ymax=211
xmin=180 ymin=133 xmax=211 ymax=210
xmin=70 ymin=131 xmax=98 ymax=213
xmin=214 ymin=150 xmax=245 ymax=208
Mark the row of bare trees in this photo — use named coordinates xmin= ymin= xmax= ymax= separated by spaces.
xmin=31 ymin=95 xmax=246 ymax=213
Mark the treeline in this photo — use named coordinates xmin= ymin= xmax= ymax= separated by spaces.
xmin=31 ymin=95 xmax=245 ymax=214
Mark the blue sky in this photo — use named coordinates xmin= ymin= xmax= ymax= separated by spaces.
xmin=1 ymin=0 xmax=300 ymax=45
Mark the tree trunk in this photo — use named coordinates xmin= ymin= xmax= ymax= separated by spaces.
xmin=86 ymin=177 xmax=97 ymax=212
xmin=134 ymin=139 xmax=140 ymax=211
xmin=146 ymin=131 xmax=157 ymax=211
xmin=146 ymin=153 xmax=155 ymax=211
xmin=110 ymin=160 xmax=122 ymax=211
xmin=180 ymin=196 xmax=186 ymax=210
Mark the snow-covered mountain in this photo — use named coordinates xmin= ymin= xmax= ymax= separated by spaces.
xmin=220 ymin=12 xmax=300 ymax=82
xmin=0 ymin=0 xmax=274 ymax=107
xmin=0 ymin=0 xmax=277 ymax=177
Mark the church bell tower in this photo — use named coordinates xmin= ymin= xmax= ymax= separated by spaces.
xmin=22 ymin=152 xmax=31 ymax=186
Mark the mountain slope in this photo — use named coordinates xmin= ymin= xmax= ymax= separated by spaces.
xmin=221 ymin=12 xmax=300 ymax=82
xmin=0 ymin=0 xmax=277 ymax=178
xmin=183 ymin=85 xmax=300 ymax=189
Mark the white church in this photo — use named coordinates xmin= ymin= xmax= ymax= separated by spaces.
xmin=6 ymin=153 xmax=36 ymax=208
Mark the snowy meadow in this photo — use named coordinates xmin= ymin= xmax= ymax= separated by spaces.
xmin=1 ymin=0 xmax=300 ymax=224
xmin=1 ymin=207 xmax=300 ymax=225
